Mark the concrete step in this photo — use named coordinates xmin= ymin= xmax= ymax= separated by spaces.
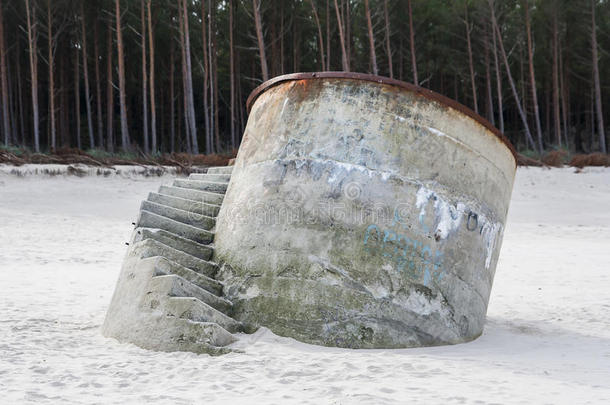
xmin=141 ymin=200 xmax=216 ymax=231
xmin=207 ymin=166 xmax=234 ymax=175
xmin=135 ymin=228 xmax=213 ymax=261
xmin=131 ymin=305 xmax=236 ymax=352
xmin=164 ymin=297 xmax=243 ymax=334
xmin=148 ymin=274 xmax=233 ymax=315
xmin=173 ymin=179 xmax=228 ymax=194
xmin=158 ymin=185 xmax=224 ymax=205
xmin=147 ymin=193 xmax=220 ymax=218
xmin=162 ymin=318 xmax=235 ymax=353
xmin=188 ymin=173 xmax=231 ymax=183
xmin=134 ymin=238 xmax=218 ymax=278
xmin=137 ymin=210 xmax=214 ymax=245
xmin=152 ymin=256 xmax=223 ymax=296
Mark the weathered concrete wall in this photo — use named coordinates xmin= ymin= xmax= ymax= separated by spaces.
xmin=214 ymin=75 xmax=516 ymax=348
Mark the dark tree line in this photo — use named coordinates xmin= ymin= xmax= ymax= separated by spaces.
xmin=0 ymin=0 xmax=608 ymax=155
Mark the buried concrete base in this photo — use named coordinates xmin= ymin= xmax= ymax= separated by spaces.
xmin=211 ymin=74 xmax=516 ymax=349
xmin=219 ymin=268 xmax=479 ymax=349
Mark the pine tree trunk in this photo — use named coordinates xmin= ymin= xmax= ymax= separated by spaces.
xmin=589 ymin=83 xmax=595 ymax=153
xmin=59 ymin=50 xmax=68 ymax=147
xmin=140 ymin=0 xmax=149 ymax=153
xmin=159 ymin=79 xmax=164 ymax=151
xmin=293 ymin=15 xmax=300 ymax=72
xmin=106 ymin=25 xmax=114 ymax=152
xmin=181 ymin=0 xmax=198 ymax=153
xmin=364 ymin=0 xmax=377 ymax=75
xmin=591 ymin=0 xmax=606 ymax=153
xmin=383 ymin=0 xmax=393 ymax=78
xmin=5 ymin=47 xmax=15 ymax=144
xmin=210 ymin=0 xmax=219 ymax=150
xmin=326 ymin=0 xmax=330 ymax=70
xmin=545 ymin=86 xmax=551 ymax=144
xmin=147 ymin=0 xmax=157 ymax=152
xmin=559 ymin=43 xmax=569 ymax=148
xmin=344 ymin=0 xmax=350 ymax=66
xmin=253 ymin=0 xmax=269 ymax=81
xmin=179 ymin=6 xmax=191 ymax=157
xmin=465 ymin=6 xmax=478 ymax=114
xmin=80 ymin=3 xmax=94 ymax=149
xmin=16 ymin=45 xmax=26 ymax=144
xmin=178 ymin=0 xmax=194 ymax=153
xmin=177 ymin=73 xmax=183 ymax=151
xmin=25 ymin=0 xmax=40 ymax=153
xmin=484 ymin=24 xmax=495 ymax=125
xmin=75 ymin=48 xmax=81 ymax=149
xmin=270 ymin=4 xmax=279 ymax=77
xmin=334 ymin=0 xmax=349 ymax=71
xmin=407 ymin=0 xmax=418 ymax=85
xmin=519 ymin=45 xmax=526 ymax=114
xmin=182 ymin=68 xmax=191 ymax=154
xmin=491 ymin=19 xmax=504 ymax=133
xmin=237 ymin=50 xmax=245 ymax=135
xmin=552 ymin=4 xmax=561 ymax=147
xmin=48 ymin=0 xmax=56 ymax=150
xmin=6 ymin=65 xmax=14 ymax=141
xmin=94 ymin=20 xmax=104 ymax=148
xmin=0 ymin=0 xmax=11 ymax=145
xmin=115 ymin=0 xmax=130 ymax=150
xmin=201 ymin=0 xmax=211 ymax=154
xmin=279 ymin=2 xmax=285 ymax=74
xmin=309 ymin=0 xmax=326 ymax=71
xmin=525 ymin=0 xmax=544 ymax=153
xmin=229 ymin=0 xmax=236 ymax=148
xmin=490 ymin=0 xmax=538 ymax=154
xmin=399 ymin=35 xmax=404 ymax=80
xmin=207 ymin=0 xmax=215 ymax=151
xmin=179 ymin=0 xmax=189 ymax=152
xmin=169 ymin=42 xmax=175 ymax=153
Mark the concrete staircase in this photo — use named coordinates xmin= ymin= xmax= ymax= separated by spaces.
xmin=102 ymin=166 xmax=243 ymax=355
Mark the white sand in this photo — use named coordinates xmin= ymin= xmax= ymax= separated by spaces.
xmin=1 ymin=166 xmax=609 ymax=404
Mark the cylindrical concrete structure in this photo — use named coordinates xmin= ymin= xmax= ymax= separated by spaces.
xmin=215 ymin=72 xmax=516 ymax=348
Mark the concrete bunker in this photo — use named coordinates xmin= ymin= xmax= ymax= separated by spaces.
xmin=103 ymin=72 xmax=517 ymax=353
xmin=215 ymin=73 xmax=516 ymax=348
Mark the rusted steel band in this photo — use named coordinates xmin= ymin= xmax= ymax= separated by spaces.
xmin=246 ymin=72 xmax=517 ymax=163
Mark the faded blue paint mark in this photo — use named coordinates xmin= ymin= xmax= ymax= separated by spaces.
xmin=363 ymin=223 xmax=445 ymax=286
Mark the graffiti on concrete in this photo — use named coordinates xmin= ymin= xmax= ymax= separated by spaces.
xmin=363 ymin=185 xmax=504 ymax=286
xmin=363 ymin=223 xmax=445 ymax=287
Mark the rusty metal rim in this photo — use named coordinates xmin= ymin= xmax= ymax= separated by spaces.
xmin=246 ymin=72 xmax=517 ymax=163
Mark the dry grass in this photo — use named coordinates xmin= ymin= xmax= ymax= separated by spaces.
xmin=160 ymin=153 xmax=233 ymax=167
xmin=541 ymin=150 xmax=568 ymax=167
xmin=569 ymin=153 xmax=610 ymax=168
xmin=517 ymin=153 xmax=544 ymax=167
xmin=517 ymin=151 xmax=609 ymax=168
xmin=0 ymin=147 xmax=236 ymax=174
